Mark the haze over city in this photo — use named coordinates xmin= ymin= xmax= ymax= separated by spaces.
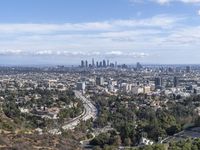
xmin=0 ymin=0 xmax=200 ymax=65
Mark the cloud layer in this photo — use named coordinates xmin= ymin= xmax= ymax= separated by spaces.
xmin=0 ymin=15 xmax=179 ymax=34
xmin=0 ymin=14 xmax=200 ymax=63
xmin=0 ymin=50 xmax=149 ymax=59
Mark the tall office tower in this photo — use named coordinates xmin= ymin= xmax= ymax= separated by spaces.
xmin=100 ymin=61 xmax=103 ymax=67
xmin=96 ymin=61 xmax=99 ymax=68
xmin=85 ymin=60 xmax=88 ymax=68
xmin=103 ymin=60 xmax=106 ymax=68
xmin=110 ymin=63 xmax=114 ymax=68
xmin=115 ymin=61 xmax=117 ymax=67
xmin=107 ymin=60 xmax=109 ymax=67
xmin=96 ymin=76 xmax=104 ymax=86
xmin=155 ymin=77 xmax=163 ymax=89
xmin=92 ymin=58 xmax=95 ymax=67
xmin=136 ymin=62 xmax=143 ymax=70
xmin=76 ymin=82 xmax=86 ymax=91
xmin=173 ymin=76 xmax=179 ymax=87
xmin=81 ymin=60 xmax=84 ymax=68
xmin=186 ymin=66 xmax=191 ymax=73
xmin=168 ymin=67 xmax=174 ymax=73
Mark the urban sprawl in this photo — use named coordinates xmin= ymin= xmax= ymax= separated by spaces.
xmin=0 ymin=61 xmax=200 ymax=149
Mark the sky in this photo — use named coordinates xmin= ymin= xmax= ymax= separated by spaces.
xmin=0 ymin=0 xmax=200 ymax=65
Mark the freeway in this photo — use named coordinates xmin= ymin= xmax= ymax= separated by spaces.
xmin=160 ymin=127 xmax=200 ymax=144
xmin=62 ymin=90 xmax=97 ymax=130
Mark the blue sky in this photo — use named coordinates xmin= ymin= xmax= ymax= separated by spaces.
xmin=0 ymin=0 xmax=200 ymax=65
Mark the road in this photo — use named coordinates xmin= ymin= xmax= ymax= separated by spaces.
xmin=160 ymin=127 xmax=200 ymax=144
xmin=80 ymin=126 xmax=115 ymax=146
xmin=62 ymin=90 xmax=97 ymax=130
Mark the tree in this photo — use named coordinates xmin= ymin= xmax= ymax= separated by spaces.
xmin=124 ymin=138 xmax=131 ymax=146
xmin=195 ymin=117 xmax=200 ymax=126
xmin=166 ymin=125 xmax=181 ymax=136
xmin=112 ymin=135 xmax=122 ymax=146
xmin=90 ymin=133 xmax=110 ymax=147
xmin=93 ymin=146 xmax=102 ymax=150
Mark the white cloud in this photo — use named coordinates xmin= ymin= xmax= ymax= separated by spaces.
xmin=112 ymin=15 xmax=181 ymax=28
xmin=0 ymin=50 xmax=23 ymax=55
xmin=0 ymin=15 xmax=181 ymax=34
xmin=153 ymin=0 xmax=170 ymax=4
xmin=105 ymin=51 xmax=149 ymax=58
xmin=0 ymin=22 xmax=112 ymax=34
xmin=0 ymin=49 xmax=149 ymax=59
xmin=163 ymin=26 xmax=200 ymax=45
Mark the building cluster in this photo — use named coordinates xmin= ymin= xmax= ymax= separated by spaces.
xmin=75 ymin=63 xmax=200 ymax=103
xmin=81 ymin=59 xmax=117 ymax=68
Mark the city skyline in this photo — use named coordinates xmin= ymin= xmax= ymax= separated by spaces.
xmin=80 ymin=59 xmax=117 ymax=68
xmin=0 ymin=0 xmax=200 ymax=65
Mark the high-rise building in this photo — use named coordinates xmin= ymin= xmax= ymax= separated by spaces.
xmin=92 ymin=58 xmax=95 ymax=67
xmin=168 ymin=67 xmax=174 ymax=73
xmin=103 ymin=60 xmax=106 ymax=67
xmin=173 ymin=76 xmax=179 ymax=87
xmin=115 ymin=61 xmax=117 ymax=68
xmin=96 ymin=61 xmax=99 ymax=68
xmin=99 ymin=61 xmax=103 ymax=67
xmin=155 ymin=77 xmax=163 ymax=89
xmin=107 ymin=60 xmax=109 ymax=67
xmin=186 ymin=66 xmax=191 ymax=73
xmin=110 ymin=63 xmax=115 ymax=68
xmin=76 ymin=82 xmax=86 ymax=91
xmin=85 ymin=60 xmax=88 ymax=68
xmin=136 ymin=62 xmax=143 ymax=70
xmin=96 ymin=77 xmax=104 ymax=86
xmin=81 ymin=60 xmax=84 ymax=68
